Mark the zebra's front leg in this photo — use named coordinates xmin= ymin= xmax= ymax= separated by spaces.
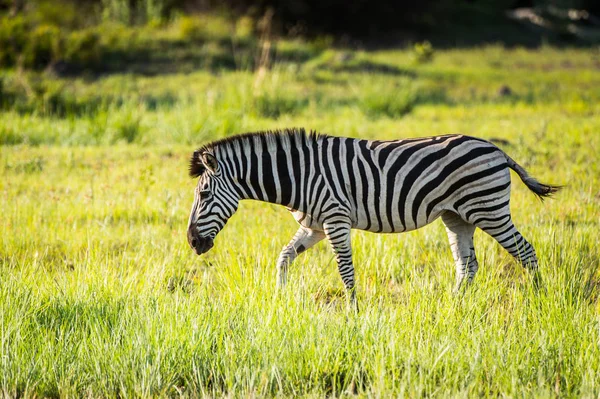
xmin=323 ymin=220 xmax=358 ymax=311
xmin=276 ymin=226 xmax=326 ymax=289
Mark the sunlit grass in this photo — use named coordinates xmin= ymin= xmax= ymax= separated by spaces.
xmin=1 ymin=46 xmax=600 ymax=397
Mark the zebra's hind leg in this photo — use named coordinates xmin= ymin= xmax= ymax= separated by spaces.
xmin=323 ymin=219 xmax=358 ymax=311
xmin=475 ymin=215 xmax=541 ymax=287
xmin=441 ymin=212 xmax=478 ymax=293
xmin=276 ymin=226 xmax=326 ymax=289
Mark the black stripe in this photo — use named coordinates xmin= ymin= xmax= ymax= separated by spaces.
xmin=453 ymin=181 xmax=511 ymax=211
xmin=248 ymin=138 xmax=264 ymax=201
xmin=321 ymin=138 xmax=349 ymax=209
xmin=275 ymin=134 xmax=292 ymax=207
xmin=236 ymin=141 xmax=253 ymax=198
xmin=345 ymin=139 xmax=358 ymax=212
xmin=310 ymin=178 xmax=327 ymax=221
xmin=261 ymin=138 xmax=277 ymax=203
xmin=301 ymin=134 xmax=312 ymax=211
xmin=490 ymin=225 xmax=516 ymax=242
xmin=358 ymin=140 xmax=383 ymax=232
xmin=472 ymin=214 xmax=510 ymax=226
xmin=503 ymin=234 xmax=525 ymax=251
xmin=464 ymin=199 xmax=510 ymax=221
xmin=290 ymin=136 xmax=302 ymax=210
xmin=331 ymin=137 xmax=350 ymax=201
xmin=483 ymin=216 xmax=512 ymax=232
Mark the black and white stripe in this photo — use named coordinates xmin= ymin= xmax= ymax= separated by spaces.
xmin=187 ymin=128 xmax=560 ymax=307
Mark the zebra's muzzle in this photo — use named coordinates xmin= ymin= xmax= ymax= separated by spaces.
xmin=188 ymin=229 xmax=214 ymax=255
xmin=191 ymin=236 xmax=214 ymax=255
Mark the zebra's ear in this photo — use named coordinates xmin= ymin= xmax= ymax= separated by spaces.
xmin=189 ymin=150 xmax=206 ymax=178
xmin=201 ymin=153 xmax=219 ymax=173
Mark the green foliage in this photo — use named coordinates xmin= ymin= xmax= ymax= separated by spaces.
xmin=178 ymin=15 xmax=205 ymax=41
xmin=412 ymin=41 xmax=435 ymax=64
xmin=5 ymin=156 xmax=45 ymax=173
xmin=360 ymin=82 xmax=417 ymax=119
xmin=64 ymin=29 xmax=102 ymax=67
xmin=235 ymin=16 xmax=255 ymax=40
xmin=0 ymin=11 xmax=260 ymax=73
xmin=22 ymin=24 xmax=62 ymax=69
xmin=31 ymin=0 xmax=80 ymax=29
xmin=112 ymin=112 xmax=141 ymax=143
xmin=0 ymin=73 xmax=102 ymax=117
xmin=254 ymin=90 xmax=309 ymax=118
xmin=96 ymin=22 xmax=138 ymax=54
xmin=178 ymin=14 xmax=234 ymax=43
xmin=0 ymin=16 xmax=29 ymax=67
xmin=100 ymin=0 xmax=168 ymax=25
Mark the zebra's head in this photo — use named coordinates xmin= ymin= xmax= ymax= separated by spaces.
xmin=187 ymin=149 xmax=239 ymax=255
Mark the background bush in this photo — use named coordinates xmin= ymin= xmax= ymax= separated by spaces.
xmin=22 ymin=24 xmax=62 ymax=69
xmin=64 ymin=29 xmax=102 ymax=68
xmin=0 ymin=16 xmax=28 ymax=67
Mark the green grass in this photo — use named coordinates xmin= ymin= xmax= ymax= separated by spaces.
xmin=1 ymin=44 xmax=600 ymax=397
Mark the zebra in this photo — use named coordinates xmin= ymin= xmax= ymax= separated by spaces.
xmin=187 ymin=128 xmax=559 ymax=308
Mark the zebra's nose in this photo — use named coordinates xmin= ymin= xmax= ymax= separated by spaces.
xmin=187 ymin=226 xmax=214 ymax=255
xmin=190 ymin=236 xmax=214 ymax=255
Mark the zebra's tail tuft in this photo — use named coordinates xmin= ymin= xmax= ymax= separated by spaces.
xmin=504 ymin=154 xmax=562 ymax=200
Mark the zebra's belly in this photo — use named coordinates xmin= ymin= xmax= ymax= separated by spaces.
xmin=352 ymin=206 xmax=445 ymax=233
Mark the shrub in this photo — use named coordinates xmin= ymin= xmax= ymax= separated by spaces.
xmin=0 ymin=75 xmax=28 ymax=112
xmin=39 ymin=81 xmax=78 ymax=116
xmin=31 ymin=0 xmax=79 ymax=30
xmin=0 ymin=126 xmax=26 ymax=146
xmin=179 ymin=16 xmax=205 ymax=41
xmin=64 ymin=29 xmax=102 ymax=68
xmin=108 ymin=111 xmax=142 ymax=144
xmin=0 ymin=16 xmax=30 ymax=67
xmin=308 ymin=35 xmax=334 ymax=55
xmin=22 ymin=24 xmax=63 ymax=69
xmin=98 ymin=23 xmax=136 ymax=52
xmin=412 ymin=41 xmax=434 ymax=64
xmin=360 ymin=83 xmax=416 ymax=119
xmin=0 ymin=73 xmax=103 ymax=117
xmin=179 ymin=14 xmax=234 ymax=43
xmin=235 ymin=16 xmax=255 ymax=40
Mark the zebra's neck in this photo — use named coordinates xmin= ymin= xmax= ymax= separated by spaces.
xmin=211 ymin=129 xmax=320 ymax=210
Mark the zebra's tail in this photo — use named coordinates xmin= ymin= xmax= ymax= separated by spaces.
xmin=503 ymin=153 xmax=562 ymax=200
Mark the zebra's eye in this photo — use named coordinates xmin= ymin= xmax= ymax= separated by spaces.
xmin=199 ymin=190 xmax=212 ymax=200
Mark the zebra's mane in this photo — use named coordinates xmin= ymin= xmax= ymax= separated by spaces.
xmin=189 ymin=127 xmax=323 ymax=178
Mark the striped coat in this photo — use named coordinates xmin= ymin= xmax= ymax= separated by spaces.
xmin=187 ymin=129 xmax=559 ymax=308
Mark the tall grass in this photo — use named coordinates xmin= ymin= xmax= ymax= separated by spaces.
xmin=1 ymin=46 xmax=600 ymax=396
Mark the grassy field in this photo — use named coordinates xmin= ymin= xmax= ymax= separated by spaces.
xmin=1 ymin=44 xmax=600 ymax=397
